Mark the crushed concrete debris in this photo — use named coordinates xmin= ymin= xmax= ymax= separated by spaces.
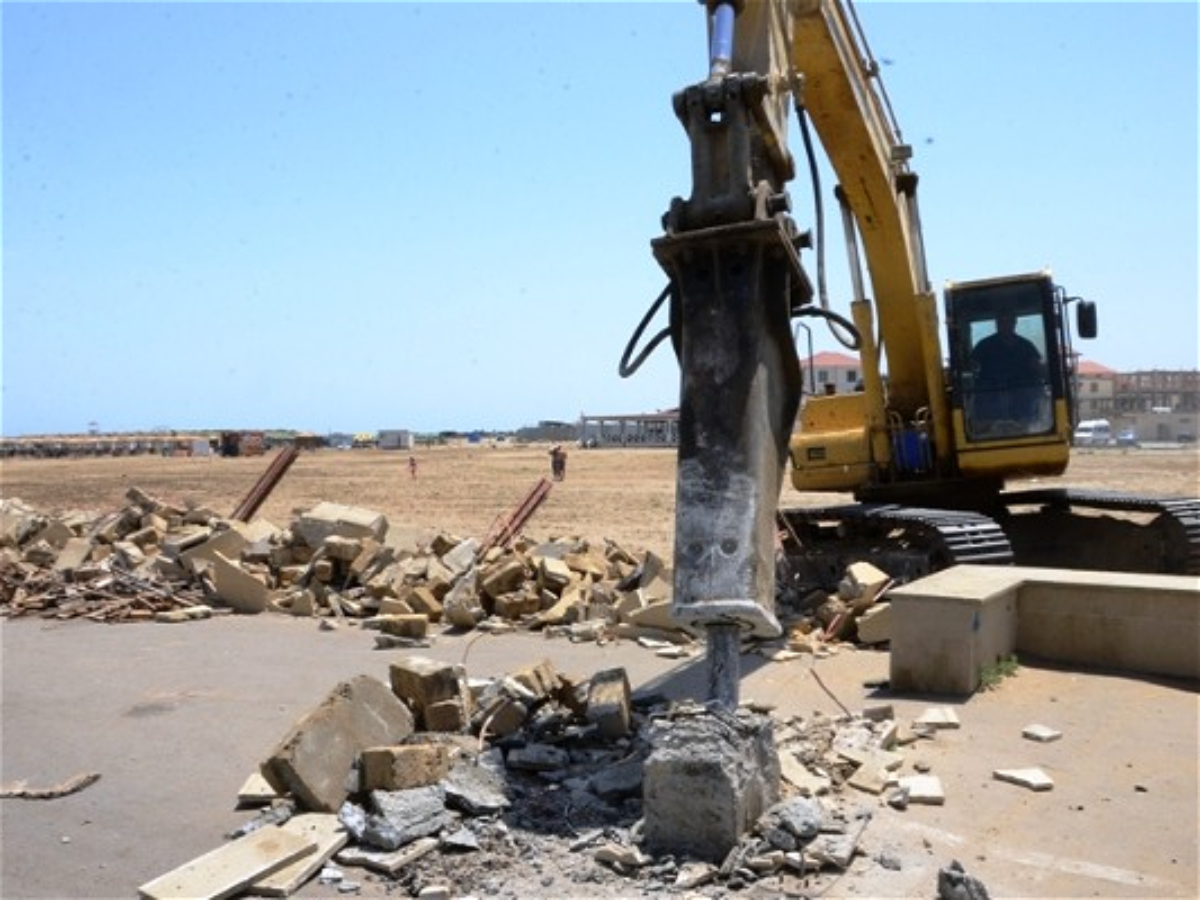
xmin=1 ymin=491 xmax=898 ymax=669
xmin=130 ymin=648 xmax=981 ymax=898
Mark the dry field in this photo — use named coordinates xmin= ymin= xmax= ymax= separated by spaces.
xmin=2 ymin=442 xmax=1196 ymax=559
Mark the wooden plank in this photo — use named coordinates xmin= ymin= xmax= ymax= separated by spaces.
xmin=137 ymin=826 xmax=315 ymax=900
xmin=247 ymin=814 xmax=348 ymax=897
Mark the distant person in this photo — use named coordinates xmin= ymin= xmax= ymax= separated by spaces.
xmin=549 ymin=444 xmax=567 ymax=481
xmin=408 ymin=455 xmax=418 ymax=478
xmin=970 ymin=312 xmax=1044 ymax=423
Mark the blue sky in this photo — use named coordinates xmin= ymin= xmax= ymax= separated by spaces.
xmin=3 ymin=1 xmax=1196 ymax=437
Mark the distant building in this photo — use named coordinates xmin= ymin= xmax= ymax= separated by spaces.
xmin=378 ymin=429 xmax=414 ymax=451
xmin=577 ymin=411 xmax=679 ymax=447
xmin=1074 ymin=359 xmax=1117 ymax=422
xmin=803 ymin=351 xmax=861 ymax=396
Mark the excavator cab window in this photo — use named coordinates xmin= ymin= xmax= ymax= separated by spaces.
xmin=945 ymin=277 xmax=1061 ymax=442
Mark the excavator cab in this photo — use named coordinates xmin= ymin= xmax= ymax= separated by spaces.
xmin=945 ymin=271 xmax=1091 ymax=478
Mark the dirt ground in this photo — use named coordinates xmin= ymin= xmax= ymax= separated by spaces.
xmin=3 ymin=441 xmax=1198 ymax=560
xmin=2 ymin=443 xmax=1198 ymax=900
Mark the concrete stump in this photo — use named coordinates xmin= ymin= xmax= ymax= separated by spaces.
xmin=642 ymin=708 xmax=780 ymax=862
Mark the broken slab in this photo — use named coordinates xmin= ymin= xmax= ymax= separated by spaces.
xmin=261 ymin=675 xmax=415 ymax=813
xmin=137 ymin=825 xmax=316 ymax=900
xmin=897 ymin=773 xmax=945 ymax=805
xmin=994 ymin=767 xmax=1055 ymax=791
xmin=246 ymin=814 xmax=348 ymax=897
xmin=211 ymin=551 xmax=270 ymax=614
xmin=914 ymin=706 xmax=961 ymax=729
xmin=293 ymin=502 xmax=387 ymax=548
xmin=1022 ymin=723 xmax=1063 ymax=743
xmin=336 ymin=836 xmax=438 ymax=878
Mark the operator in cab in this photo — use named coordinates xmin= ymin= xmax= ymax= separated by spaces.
xmin=970 ymin=311 xmax=1045 ymax=427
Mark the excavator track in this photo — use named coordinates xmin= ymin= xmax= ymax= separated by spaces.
xmin=777 ymin=503 xmax=1013 ymax=593
xmin=777 ymin=491 xmax=1200 ymax=595
xmin=998 ymin=489 xmax=1200 ymax=576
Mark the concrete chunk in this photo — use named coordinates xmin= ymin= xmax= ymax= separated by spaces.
xmin=262 ymin=675 xmax=415 ymax=813
xmin=585 ymin=668 xmax=632 ymax=739
xmin=361 ymin=744 xmax=452 ymax=792
xmin=294 ymin=502 xmax=387 ymax=548
xmin=643 ymin=711 xmax=780 ymax=863
xmin=389 ymin=656 xmax=473 ymax=731
xmin=211 ymin=551 xmax=270 ymax=614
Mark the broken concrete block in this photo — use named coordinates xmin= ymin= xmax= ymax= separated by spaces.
xmin=443 ymin=755 xmax=511 ymax=815
xmin=479 ymin=556 xmax=528 ymax=600
xmin=378 ymin=614 xmax=429 ymax=640
xmin=643 ymin=711 xmax=780 ymax=863
xmin=778 ymin=753 xmax=830 ymax=797
xmin=508 ymin=659 xmax=564 ymax=701
xmin=838 ymin=561 xmax=892 ymax=612
xmin=322 ymin=535 xmax=363 ymax=563
xmin=137 ymin=825 xmax=316 ymax=900
xmin=370 ymin=786 xmax=453 ymax=846
xmin=855 ymin=602 xmax=892 ymax=645
xmin=537 ymin=556 xmax=574 ymax=593
xmin=236 ymin=772 xmax=280 ymax=808
xmin=586 ymin=668 xmax=632 ymax=739
xmin=993 ymin=767 xmax=1054 ymax=791
xmin=847 ymin=764 xmax=891 ymax=795
xmin=404 ymin=585 xmax=443 ymax=620
xmin=531 ymin=583 xmax=585 ymax=627
xmin=181 ymin=529 xmax=248 ymax=575
xmin=493 ymin=592 xmax=540 ymax=619
xmin=33 ymin=519 xmax=75 ymax=549
xmin=377 ymin=596 xmax=414 ymax=616
xmin=53 ymin=536 xmax=94 ymax=573
xmin=361 ymin=744 xmax=452 ymax=792
xmin=565 ymin=548 xmax=609 ymax=580
xmin=0 ymin=498 xmax=44 ymax=547
xmin=262 ymin=675 xmax=415 ymax=813
xmin=441 ymin=576 xmax=485 ymax=629
xmin=389 ymin=657 xmax=473 ymax=731
xmin=439 ymin=538 xmax=479 ymax=577
xmin=293 ymin=502 xmax=387 ymax=548
xmin=211 ymin=551 xmax=270 ymax=614
xmin=473 ymin=695 xmax=528 ymax=738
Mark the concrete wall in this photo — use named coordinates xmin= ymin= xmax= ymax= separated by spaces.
xmin=889 ymin=565 xmax=1200 ymax=695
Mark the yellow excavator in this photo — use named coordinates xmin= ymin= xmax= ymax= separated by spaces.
xmin=620 ymin=0 xmax=1198 ymax=702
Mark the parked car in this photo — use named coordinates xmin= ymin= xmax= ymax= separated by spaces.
xmin=1116 ymin=429 xmax=1139 ymax=447
xmin=1073 ymin=419 xmax=1112 ymax=447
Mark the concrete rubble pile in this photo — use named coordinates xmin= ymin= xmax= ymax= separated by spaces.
xmin=0 ymin=491 xmax=692 ymax=645
xmin=0 ymin=491 xmax=898 ymax=653
xmin=138 ymin=654 xmax=988 ymax=900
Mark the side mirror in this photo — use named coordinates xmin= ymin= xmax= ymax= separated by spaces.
xmin=1075 ymin=300 xmax=1098 ymax=339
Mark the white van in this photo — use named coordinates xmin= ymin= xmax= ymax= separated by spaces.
xmin=1073 ymin=419 xmax=1112 ymax=446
